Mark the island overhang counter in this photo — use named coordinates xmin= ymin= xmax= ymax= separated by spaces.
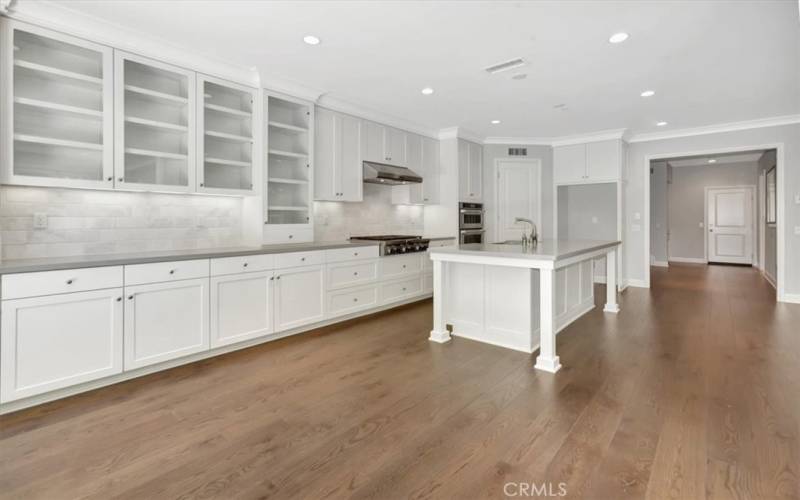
xmin=428 ymin=239 xmax=622 ymax=373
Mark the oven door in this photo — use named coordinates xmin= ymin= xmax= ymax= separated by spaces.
xmin=459 ymin=209 xmax=484 ymax=230
xmin=459 ymin=229 xmax=485 ymax=244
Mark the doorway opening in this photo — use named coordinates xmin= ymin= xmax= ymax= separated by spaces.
xmin=649 ymin=148 xmax=778 ymax=289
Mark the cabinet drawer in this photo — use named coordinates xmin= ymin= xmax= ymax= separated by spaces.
xmin=275 ymin=250 xmax=324 ymax=269
xmin=210 ymin=254 xmax=275 ymax=276
xmin=2 ymin=266 xmax=123 ymax=300
xmin=380 ymin=254 xmax=423 ymax=280
xmin=423 ymin=272 xmax=433 ymax=293
xmin=381 ymin=276 xmax=423 ymax=305
xmin=263 ymin=227 xmax=313 ymax=244
xmin=327 ymin=284 xmax=379 ymax=319
xmin=327 ymin=259 xmax=378 ymax=290
xmin=325 ymin=245 xmax=379 ymax=264
xmin=124 ymin=259 xmax=209 ymax=286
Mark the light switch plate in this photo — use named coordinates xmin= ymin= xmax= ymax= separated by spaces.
xmin=33 ymin=213 xmax=48 ymax=229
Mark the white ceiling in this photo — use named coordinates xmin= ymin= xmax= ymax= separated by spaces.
xmin=665 ymin=151 xmax=766 ymax=167
xmin=42 ymin=0 xmax=800 ymax=139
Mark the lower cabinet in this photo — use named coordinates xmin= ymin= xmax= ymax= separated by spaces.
xmin=274 ymin=265 xmax=325 ymax=331
xmin=381 ymin=275 xmax=423 ymax=305
xmin=327 ymin=283 xmax=379 ymax=318
xmin=0 ymin=288 xmax=124 ymax=403
xmin=210 ymin=271 xmax=274 ymax=348
xmin=124 ymin=278 xmax=209 ymax=370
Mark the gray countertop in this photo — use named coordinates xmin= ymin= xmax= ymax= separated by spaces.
xmin=0 ymin=241 xmax=380 ymax=275
xmin=429 ymin=239 xmax=620 ymax=262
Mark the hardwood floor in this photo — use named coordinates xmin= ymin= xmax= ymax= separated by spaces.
xmin=1 ymin=263 xmax=798 ymax=499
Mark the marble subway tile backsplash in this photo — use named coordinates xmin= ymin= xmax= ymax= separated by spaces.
xmin=1 ymin=186 xmax=243 ymax=260
xmin=313 ymin=184 xmax=424 ymax=241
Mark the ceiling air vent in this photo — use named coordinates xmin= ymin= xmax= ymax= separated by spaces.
xmin=508 ymin=148 xmax=528 ymax=157
xmin=484 ymin=57 xmax=526 ymax=74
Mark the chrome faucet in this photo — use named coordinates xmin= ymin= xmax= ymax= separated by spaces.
xmin=514 ymin=217 xmax=538 ymax=246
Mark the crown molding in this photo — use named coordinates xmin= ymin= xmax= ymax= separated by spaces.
xmin=627 ymin=115 xmax=800 ymax=143
xmin=318 ymin=96 xmax=440 ymax=139
xmin=6 ymin=0 xmax=259 ymax=87
xmin=261 ymin=77 xmax=326 ymax=104
xmin=437 ymin=126 xmax=483 ymax=144
xmin=549 ymin=128 xmax=628 ymax=147
xmin=483 ymin=136 xmax=552 ymax=146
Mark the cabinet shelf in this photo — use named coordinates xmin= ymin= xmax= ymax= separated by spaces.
xmin=205 ymin=157 xmax=250 ymax=168
xmin=14 ymin=133 xmax=103 ymax=151
xmin=268 ymin=177 xmax=308 ymax=185
xmin=269 ymin=149 xmax=308 ymax=159
xmin=124 ymin=84 xmax=188 ymax=104
xmin=14 ymin=59 xmax=103 ymax=87
xmin=14 ymin=97 xmax=102 ymax=118
xmin=125 ymin=116 xmax=188 ymax=132
xmin=268 ymin=205 xmax=308 ymax=211
xmin=204 ymin=103 xmax=250 ymax=117
xmin=268 ymin=121 xmax=308 ymax=133
xmin=205 ymin=130 xmax=253 ymax=143
xmin=124 ymin=147 xmax=187 ymax=160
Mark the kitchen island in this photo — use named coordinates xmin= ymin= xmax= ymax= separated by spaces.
xmin=428 ymin=239 xmax=621 ymax=373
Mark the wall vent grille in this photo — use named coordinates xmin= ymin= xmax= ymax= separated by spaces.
xmin=508 ymin=148 xmax=528 ymax=156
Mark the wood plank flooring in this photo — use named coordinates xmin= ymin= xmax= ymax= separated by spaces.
xmin=1 ymin=263 xmax=798 ymax=499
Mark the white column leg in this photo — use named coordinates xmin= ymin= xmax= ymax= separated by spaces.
xmin=603 ymin=248 xmax=620 ymax=313
xmin=534 ymin=267 xmax=561 ymax=373
xmin=429 ymin=259 xmax=451 ymax=343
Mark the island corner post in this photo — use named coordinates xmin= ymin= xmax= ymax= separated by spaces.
xmin=428 ymin=241 xmax=621 ymax=373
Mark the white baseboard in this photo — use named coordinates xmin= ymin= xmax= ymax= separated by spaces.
xmin=763 ymin=271 xmax=777 ymax=289
xmin=651 ymin=260 xmax=669 ymax=268
xmin=669 ymin=257 xmax=708 ymax=264
xmin=780 ymin=293 xmax=800 ymax=304
xmin=626 ymin=278 xmax=649 ymax=288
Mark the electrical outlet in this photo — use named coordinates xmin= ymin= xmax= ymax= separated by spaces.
xmin=33 ymin=213 xmax=48 ymax=229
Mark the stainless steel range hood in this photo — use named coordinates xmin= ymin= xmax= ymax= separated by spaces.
xmin=362 ymin=161 xmax=422 ymax=185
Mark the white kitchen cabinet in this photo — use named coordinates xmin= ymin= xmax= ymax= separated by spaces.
xmin=1 ymin=19 xmax=115 ymax=190
xmin=458 ymin=139 xmax=483 ymax=201
xmin=391 ymin=133 xmax=439 ymax=205
xmin=384 ymin=127 xmax=406 ymax=165
xmin=274 ymin=264 xmax=325 ymax=331
xmin=327 ymin=283 xmax=379 ymax=318
xmin=210 ymin=271 xmax=274 ymax=348
xmin=361 ymin=120 xmax=406 ymax=166
xmin=314 ymin=107 xmax=362 ymax=201
xmin=197 ymin=74 xmax=258 ymax=195
xmin=114 ymin=51 xmax=196 ymax=192
xmin=421 ymin=136 xmax=440 ymax=204
xmin=405 ymin=133 xmax=423 ymax=172
xmin=554 ymin=139 xmax=622 ymax=184
xmin=381 ymin=275 xmax=423 ymax=305
xmin=124 ymin=278 xmax=209 ymax=369
xmin=1 ymin=288 xmax=123 ymax=403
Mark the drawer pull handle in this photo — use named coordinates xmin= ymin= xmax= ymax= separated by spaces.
xmin=66 ymin=279 xmax=74 ymax=285
xmin=169 ymin=269 xmax=175 ymax=275
xmin=128 ymin=295 xmax=134 ymax=300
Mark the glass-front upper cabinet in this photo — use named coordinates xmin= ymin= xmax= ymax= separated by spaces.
xmin=0 ymin=19 xmax=114 ymax=189
xmin=114 ymin=51 xmax=195 ymax=192
xmin=197 ymin=75 xmax=257 ymax=194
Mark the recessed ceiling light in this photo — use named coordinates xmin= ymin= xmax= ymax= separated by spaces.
xmin=609 ymin=32 xmax=629 ymax=44
xmin=303 ymin=35 xmax=321 ymax=45
xmin=656 ymin=121 xmax=668 ymax=126
xmin=491 ymin=120 xmax=501 ymax=124
xmin=640 ymin=90 xmax=656 ymax=97
xmin=421 ymin=87 xmax=434 ymax=95
xmin=708 ymin=159 xmax=717 ymax=163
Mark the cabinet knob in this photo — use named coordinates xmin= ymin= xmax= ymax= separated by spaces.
xmin=276 ymin=276 xmax=281 ymax=280
xmin=354 ymin=252 xmax=358 ymax=256
xmin=300 ymin=257 xmax=306 ymax=261
xmin=118 ymin=178 xmax=123 ymax=182
xmin=270 ymin=276 xmax=274 ymax=281
xmin=116 ymin=297 xmax=122 ymax=302
xmin=288 ymin=235 xmax=293 ymax=239
xmin=402 ymin=287 xmax=407 ymax=291
xmin=353 ymin=298 xmax=358 ymax=302
xmin=200 ymin=183 xmax=204 ymax=187
xmin=128 ymin=295 xmax=134 ymax=300
xmin=353 ymin=272 xmax=358 ymax=276
xmin=243 ymin=262 xmax=248 ymax=267
xmin=402 ymin=265 xmax=406 ymax=268
xmin=66 ymin=279 xmax=74 ymax=285
xmin=107 ymin=177 xmax=112 ymax=181
xmin=169 ymin=269 xmax=175 ymax=274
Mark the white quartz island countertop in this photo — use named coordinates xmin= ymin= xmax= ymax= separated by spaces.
xmin=428 ymin=238 xmax=622 ymax=374
xmin=429 ymin=239 xmax=621 ymax=267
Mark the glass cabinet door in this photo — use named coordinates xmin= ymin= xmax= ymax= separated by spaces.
xmin=2 ymin=19 xmax=113 ymax=189
xmin=114 ymin=51 xmax=195 ymax=192
xmin=197 ymin=75 xmax=257 ymax=194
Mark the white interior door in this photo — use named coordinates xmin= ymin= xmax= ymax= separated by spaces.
xmin=496 ymin=159 xmax=541 ymax=242
xmin=707 ymin=187 xmax=754 ymax=264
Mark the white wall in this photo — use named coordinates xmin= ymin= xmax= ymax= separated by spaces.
xmin=626 ymin=123 xmax=800 ymax=299
xmin=0 ymin=186 xmax=243 ymax=259
xmin=650 ymin=161 xmax=669 ymax=264
xmin=667 ymin=162 xmax=759 ymax=261
xmin=483 ymin=144 xmax=553 ymax=242
xmin=313 ymin=183 xmax=424 ymax=241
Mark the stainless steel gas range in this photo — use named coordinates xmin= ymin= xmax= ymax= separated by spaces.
xmin=349 ymin=235 xmax=430 ymax=256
